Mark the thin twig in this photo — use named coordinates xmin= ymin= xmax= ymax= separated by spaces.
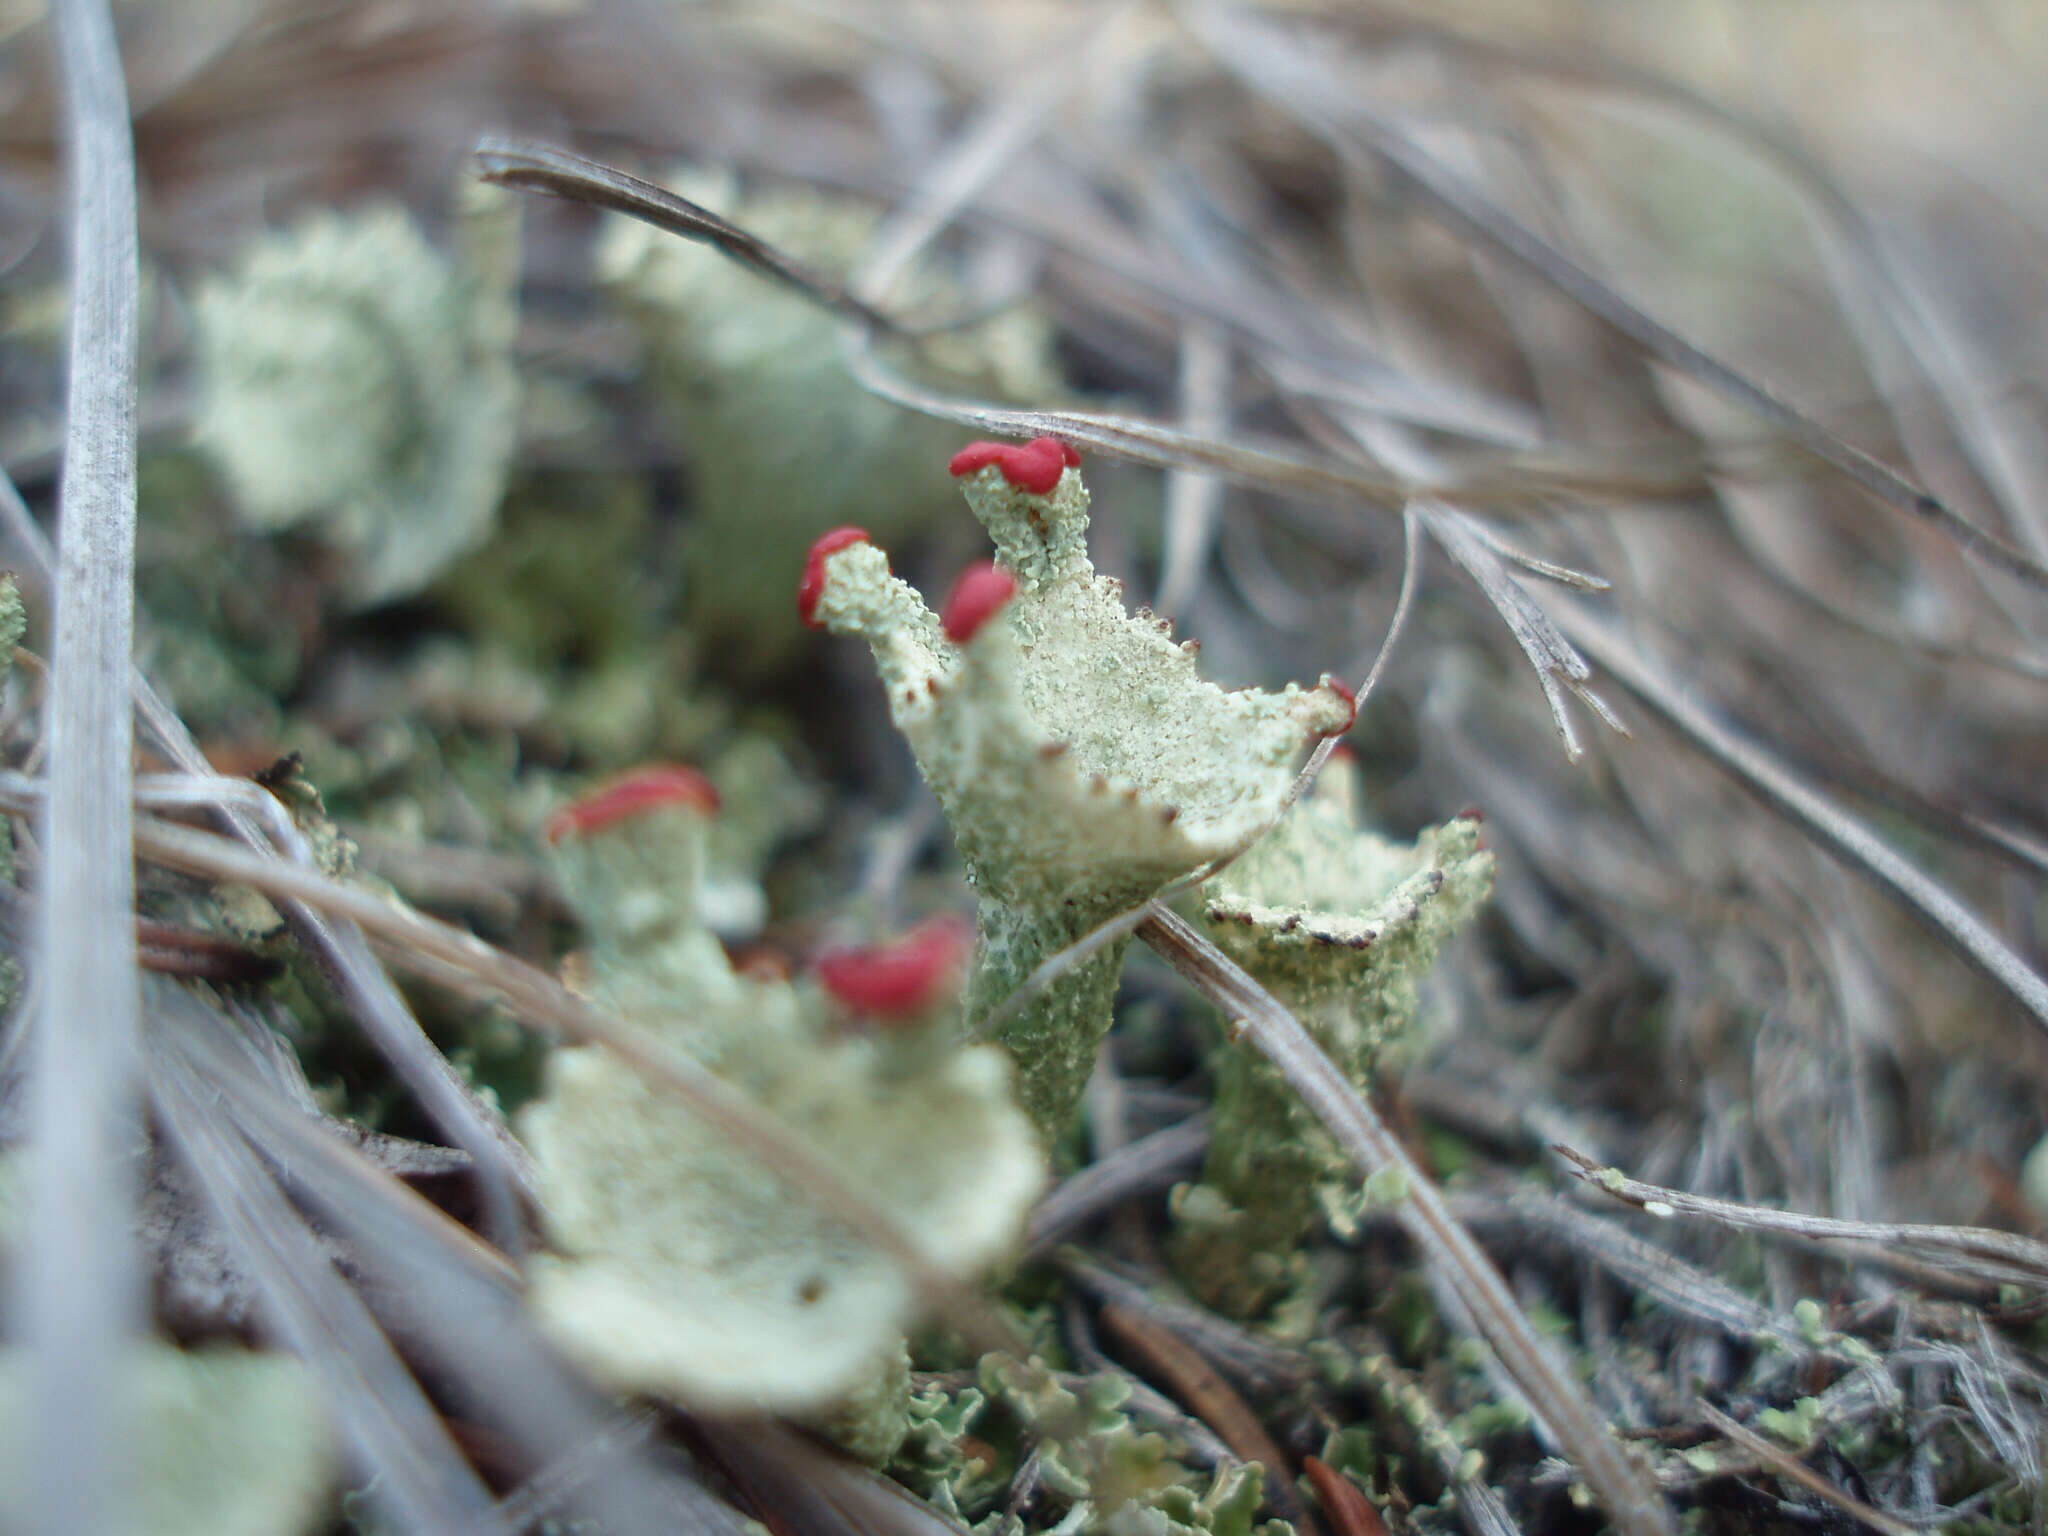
xmin=1555 ymin=1144 xmax=2048 ymax=1287
xmin=1024 ymin=1112 xmax=1212 ymax=1261
xmin=0 ymin=469 xmax=537 ymax=1245
xmin=1138 ymin=908 xmax=1676 ymax=1536
xmin=1097 ymin=1301 xmax=1319 ymax=1535
xmin=1694 ymin=1403 xmax=1915 ymax=1536
xmin=848 ymin=3 xmax=1138 ymax=306
xmin=474 ymin=136 xmax=903 ymax=335
xmin=1157 ymin=320 xmax=1232 ymax=618
xmin=1182 ymin=0 xmax=2048 ymax=597
xmin=147 ymin=987 xmax=508 ymax=1536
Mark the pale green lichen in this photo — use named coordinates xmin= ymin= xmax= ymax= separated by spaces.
xmin=892 ymin=1378 xmax=1010 ymax=1525
xmin=518 ymin=791 xmax=1042 ymax=1442
xmin=1105 ymin=1458 xmax=1288 ymax=1536
xmin=1756 ymin=1395 xmax=1826 ymax=1450
xmin=1170 ymin=758 xmax=1492 ymax=1317
xmin=192 ymin=181 xmax=521 ymax=607
xmin=599 ymin=168 xmax=1062 ymax=671
xmin=810 ymin=455 xmax=1353 ymax=1141
xmin=945 ymin=1357 xmax=1291 ymax=1536
xmin=0 ymin=1343 xmax=334 ymax=1536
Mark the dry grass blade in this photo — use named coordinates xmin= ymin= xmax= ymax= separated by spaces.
xmin=474 ymin=136 xmax=902 ymax=334
xmin=0 ymin=465 xmax=536 ymax=1242
xmin=1138 ymin=908 xmax=1676 ymax=1536
xmin=1024 ymin=1112 xmax=1211 ymax=1262
xmin=1419 ymin=502 xmax=1625 ymax=760
xmin=124 ymin=812 xmax=1011 ymax=1351
xmin=467 ymin=135 xmax=1669 ymax=529
xmin=1097 ymin=1301 xmax=1318 ymax=1535
xmin=171 ymin=1016 xmax=755 ymax=1536
xmin=847 ymin=3 xmax=1135 ymax=308
xmin=1058 ymin=1251 xmax=1307 ymax=1392
xmin=23 ymin=4 xmax=144 ymax=1531
xmin=1180 ymin=0 xmax=2048 ymax=598
xmin=1301 ymin=1459 xmax=1387 ymax=1536
xmin=1547 ymin=598 xmax=2048 ymax=1038
xmin=1499 ymin=1191 xmax=1809 ymax=1354
xmin=1334 ymin=1332 xmax=1524 ymax=1536
xmin=145 ymin=983 xmax=507 ymax=1535
xmin=688 ymin=1417 xmax=982 ymax=1536
xmin=1693 ymin=1403 xmax=1916 ymax=1536
xmin=1157 ymin=320 xmax=1231 ymax=618
xmin=1556 ymin=1144 xmax=2048 ymax=1287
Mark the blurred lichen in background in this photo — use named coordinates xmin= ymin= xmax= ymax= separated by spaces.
xmin=191 ymin=182 xmax=522 ymax=608
xmin=600 ymin=167 xmax=1065 ymax=671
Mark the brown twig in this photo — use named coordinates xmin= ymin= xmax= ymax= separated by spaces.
xmin=1097 ymin=1300 xmax=1319 ymax=1536
xmin=1694 ymin=1402 xmax=1915 ymax=1536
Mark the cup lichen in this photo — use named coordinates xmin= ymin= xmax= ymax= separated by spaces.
xmin=517 ymin=768 xmax=1042 ymax=1447
xmin=0 ymin=1343 xmax=334 ymax=1536
xmin=1171 ymin=756 xmax=1493 ymax=1318
xmin=805 ymin=442 xmax=1355 ymax=1143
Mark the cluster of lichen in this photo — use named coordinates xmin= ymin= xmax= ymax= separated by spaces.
xmin=892 ymin=1355 xmax=1290 ymax=1536
xmin=515 ymin=771 xmax=1041 ymax=1455
xmin=1173 ymin=760 xmax=1493 ymax=1318
xmin=806 ymin=443 xmax=1356 ymax=1143
xmin=158 ymin=163 xmax=1513 ymax=1534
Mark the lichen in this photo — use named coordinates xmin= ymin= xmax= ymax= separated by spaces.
xmin=192 ymin=181 xmax=521 ymax=607
xmin=517 ymin=773 xmax=1042 ymax=1444
xmin=943 ymin=1356 xmax=1292 ymax=1536
xmin=0 ymin=1343 xmax=335 ymax=1536
xmin=1171 ymin=757 xmax=1492 ymax=1318
xmin=598 ymin=168 xmax=1063 ymax=671
xmin=808 ymin=446 xmax=1353 ymax=1142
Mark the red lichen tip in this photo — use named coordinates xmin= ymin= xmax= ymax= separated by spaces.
xmin=798 ymin=526 xmax=873 ymax=629
xmin=815 ymin=914 xmax=973 ymax=1022
xmin=947 ymin=436 xmax=1080 ymax=495
xmin=1320 ymin=675 xmax=1358 ymax=736
xmin=545 ymin=765 xmax=719 ymax=843
xmin=939 ymin=560 xmax=1020 ymax=644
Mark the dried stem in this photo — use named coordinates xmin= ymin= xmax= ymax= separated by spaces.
xmin=1556 ymin=1144 xmax=2048 ymax=1287
xmin=1138 ymin=907 xmax=1676 ymax=1536
xmin=23 ymin=5 xmax=144 ymax=1531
